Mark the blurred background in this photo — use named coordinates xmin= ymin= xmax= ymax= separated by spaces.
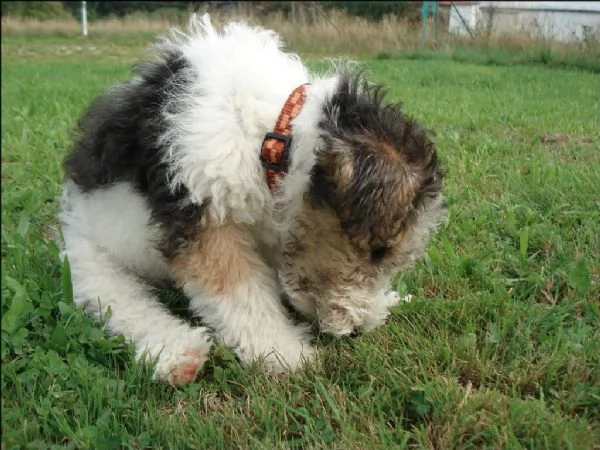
xmin=2 ymin=1 xmax=599 ymax=65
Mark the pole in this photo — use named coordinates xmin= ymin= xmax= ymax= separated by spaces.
xmin=81 ymin=1 xmax=88 ymax=37
xmin=291 ymin=1 xmax=295 ymax=48
xmin=311 ymin=1 xmax=341 ymax=34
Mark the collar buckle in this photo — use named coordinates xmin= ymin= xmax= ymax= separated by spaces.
xmin=260 ymin=132 xmax=291 ymax=171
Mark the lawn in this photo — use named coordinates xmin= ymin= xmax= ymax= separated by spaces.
xmin=2 ymin=34 xmax=599 ymax=449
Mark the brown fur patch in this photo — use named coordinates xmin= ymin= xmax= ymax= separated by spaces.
xmin=376 ymin=138 xmax=404 ymax=162
xmin=311 ymin=135 xmax=423 ymax=252
xmin=171 ymin=225 xmax=258 ymax=296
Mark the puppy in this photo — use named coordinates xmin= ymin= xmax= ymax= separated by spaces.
xmin=58 ymin=15 xmax=445 ymax=383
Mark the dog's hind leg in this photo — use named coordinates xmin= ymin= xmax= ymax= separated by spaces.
xmin=59 ymin=182 xmax=213 ymax=383
xmin=171 ymin=224 xmax=315 ymax=372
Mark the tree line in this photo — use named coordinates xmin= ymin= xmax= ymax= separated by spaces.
xmin=1 ymin=1 xmax=420 ymax=22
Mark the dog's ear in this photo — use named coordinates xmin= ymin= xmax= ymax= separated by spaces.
xmin=308 ymin=135 xmax=354 ymax=211
xmin=309 ymin=69 xmax=444 ymax=251
xmin=309 ymin=135 xmax=422 ymax=251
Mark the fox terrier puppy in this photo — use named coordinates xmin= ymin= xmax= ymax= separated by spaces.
xmin=59 ymin=15 xmax=445 ymax=383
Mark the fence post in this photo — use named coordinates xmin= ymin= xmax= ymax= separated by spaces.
xmin=291 ymin=1 xmax=296 ymax=48
xmin=81 ymin=1 xmax=88 ymax=37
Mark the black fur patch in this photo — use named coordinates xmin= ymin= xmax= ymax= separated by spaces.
xmin=310 ymin=69 xmax=444 ymax=248
xmin=64 ymin=47 xmax=205 ymax=259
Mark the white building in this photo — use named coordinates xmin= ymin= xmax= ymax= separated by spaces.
xmin=446 ymin=1 xmax=600 ymax=42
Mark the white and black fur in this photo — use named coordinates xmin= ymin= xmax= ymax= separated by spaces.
xmin=59 ymin=15 xmax=445 ymax=383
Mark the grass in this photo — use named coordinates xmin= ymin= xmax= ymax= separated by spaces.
xmin=2 ymin=28 xmax=600 ymax=449
xmin=377 ymin=46 xmax=600 ymax=74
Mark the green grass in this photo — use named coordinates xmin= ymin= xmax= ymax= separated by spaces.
xmin=377 ymin=45 xmax=600 ymax=74
xmin=2 ymin=35 xmax=600 ymax=449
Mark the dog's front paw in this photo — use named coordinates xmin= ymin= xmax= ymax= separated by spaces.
xmin=141 ymin=327 xmax=213 ymax=383
xmin=318 ymin=302 xmax=360 ymax=337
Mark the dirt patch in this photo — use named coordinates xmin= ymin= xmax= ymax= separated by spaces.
xmin=539 ymin=132 xmax=597 ymax=146
xmin=539 ymin=132 xmax=569 ymax=144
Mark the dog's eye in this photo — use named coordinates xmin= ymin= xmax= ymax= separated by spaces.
xmin=370 ymin=246 xmax=389 ymax=263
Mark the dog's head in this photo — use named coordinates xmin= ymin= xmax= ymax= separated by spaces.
xmin=279 ymin=70 xmax=446 ymax=336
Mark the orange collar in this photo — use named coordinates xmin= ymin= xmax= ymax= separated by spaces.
xmin=260 ymin=84 xmax=309 ymax=191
